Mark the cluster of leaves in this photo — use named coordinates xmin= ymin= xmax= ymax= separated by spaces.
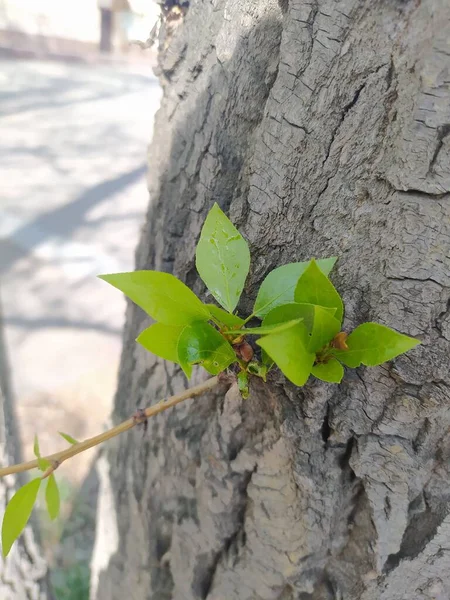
xmin=2 ymin=432 xmax=77 ymax=558
xmin=1 ymin=203 xmax=419 ymax=559
xmin=99 ymin=203 xmax=419 ymax=394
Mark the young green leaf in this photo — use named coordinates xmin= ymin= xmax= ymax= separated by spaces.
xmin=58 ymin=432 xmax=79 ymax=445
xmin=332 ymin=323 xmax=420 ymax=368
xmin=196 ymin=203 xmax=250 ymax=313
xmin=294 ymin=260 xmax=344 ymax=323
xmin=45 ymin=474 xmax=60 ymax=520
xmin=223 ymin=319 xmax=303 ymax=336
xmin=311 ymin=359 xmax=344 ymax=383
xmin=263 ymin=302 xmax=328 ymax=329
xmin=99 ymin=271 xmax=210 ymax=326
xmin=262 ymin=303 xmax=339 ymax=352
xmin=253 ymin=257 xmax=337 ymax=318
xmin=256 ymin=323 xmax=315 ymax=386
xmin=33 ymin=435 xmax=40 ymax=460
xmin=205 ymin=304 xmax=245 ymax=328
xmin=237 ymin=371 xmax=249 ymax=399
xmin=177 ymin=321 xmax=236 ymax=377
xmin=260 ymin=348 xmax=274 ymax=372
xmin=33 ymin=435 xmax=51 ymax=471
xmin=38 ymin=458 xmax=51 ymax=472
xmin=307 ymin=306 xmax=341 ymax=353
xmin=246 ymin=361 xmax=268 ymax=380
xmin=137 ymin=323 xmax=184 ymax=364
xmin=2 ymin=478 xmax=41 ymax=557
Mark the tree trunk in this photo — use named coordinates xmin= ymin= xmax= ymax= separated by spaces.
xmin=0 ymin=308 xmax=51 ymax=599
xmin=93 ymin=0 xmax=450 ymax=598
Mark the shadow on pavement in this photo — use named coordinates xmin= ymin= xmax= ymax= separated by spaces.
xmin=0 ymin=163 xmax=147 ymax=274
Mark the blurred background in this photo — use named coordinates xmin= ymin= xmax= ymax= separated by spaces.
xmin=0 ymin=0 xmax=162 ymax=596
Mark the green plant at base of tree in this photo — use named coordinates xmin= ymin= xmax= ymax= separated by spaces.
xmin=0 ymin=203 xmax=420 ymax=557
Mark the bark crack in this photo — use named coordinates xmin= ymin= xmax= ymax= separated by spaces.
xmin=428 ymin=123 xmax=450 ymax=174
xmin=383 ymin=494 xmax=450 ymax=574
xmin=194 ymin=465 xmax=257 ymax=599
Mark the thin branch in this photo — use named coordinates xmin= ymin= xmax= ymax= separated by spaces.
xmin=0 ymin=376 xmax=220 ymax=479
xmin=41 ymin=461 xmax=60 ymax=480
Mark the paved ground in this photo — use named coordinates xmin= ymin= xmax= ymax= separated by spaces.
xmin=0 ymin=58 xmax=161 ymax=483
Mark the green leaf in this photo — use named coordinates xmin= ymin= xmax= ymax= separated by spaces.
xmin=260 ymin=349 xmax=274 ymax=371
xmin=246 ymin=361 xmax=268 ymax=380
xmin=205 ymin=304 xmax=245 ymax=328
xmin=308 ymin=306 xmax=341 ymax=353
xmin=99 ymin=271 xmax=209 ymax=326
xmin=196 ymin=203 xmax=250 ymax=312
xmin=294 ymin=260 xmax=344 ymax=323
xmin=177 ymin=342 xmax=193 ymax=379
xmin=263 ymin=303 xmax=312 ymax=329
xmin=2 ymin=478 xmax=41 ymax=557
xmin=332 ymin=322 xmax=420 ymax=368
xmin=237 ymin=371 xmax=249 ymax=399
xmin=311 ymin=359 xmax=344 ymax=383
xmin=33 ymin=435 xmax=51 ymax=471
xmin=58 ymin=432 xmax=79 ymax=445
xmin=38 ymin=458 xmax=51 ymax=471
xmin=256 ymin=323 xmax=315 ymax=386
xmin=223 ymin=319 xmax=303 ymax=336
xmin=33 ymin=435 xmax=40 ymax=459
xmin=263 ymin=303 xmax=339 ymax=352
xmin=253 ymin=257 xmax=337 ymax=318
xmin=177 ymin=322 xmax=236 ymax=377
xmin=136 ymin=323 xmax=184 ymax=364
xmin=45 ymin=474 xmax=60 ymax=520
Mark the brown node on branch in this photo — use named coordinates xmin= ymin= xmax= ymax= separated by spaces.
xmin=132 ymin=408 xmax=148 ymax=435
xmin=41 ymin=460 xmax=60 ymax=480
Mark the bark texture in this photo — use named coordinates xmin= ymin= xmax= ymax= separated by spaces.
xmin=0 ymin=309 xmax=50 ymax=599
xmin=94 ymin=0 xmax=450 ymax=598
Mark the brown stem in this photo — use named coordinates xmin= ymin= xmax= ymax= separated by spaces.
xmin=0 ymin=376 xmax=220 ymax=479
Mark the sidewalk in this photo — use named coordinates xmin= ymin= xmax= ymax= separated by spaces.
xmin=0 ymin=57 xmax=161 ymax=483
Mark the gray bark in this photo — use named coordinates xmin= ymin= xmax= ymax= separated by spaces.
xmin=0 ymin=308 xmax=50 ymax=599
xmin=93 ymin=0 xmax=450 ymax=598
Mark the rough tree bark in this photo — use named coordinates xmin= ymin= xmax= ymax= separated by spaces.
xmin=93 ymin=0 xmax=450 ymax=598
xmin=0 ymin=308 xmax=50 ymax=599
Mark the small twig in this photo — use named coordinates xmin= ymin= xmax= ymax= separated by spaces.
xmin=40 ymin=460 xmax=59 ymax=480
xmin=132 ymin=408 xmax=148 ymax=436
xmin=0 ymin=376 xmax=220 ymax=479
